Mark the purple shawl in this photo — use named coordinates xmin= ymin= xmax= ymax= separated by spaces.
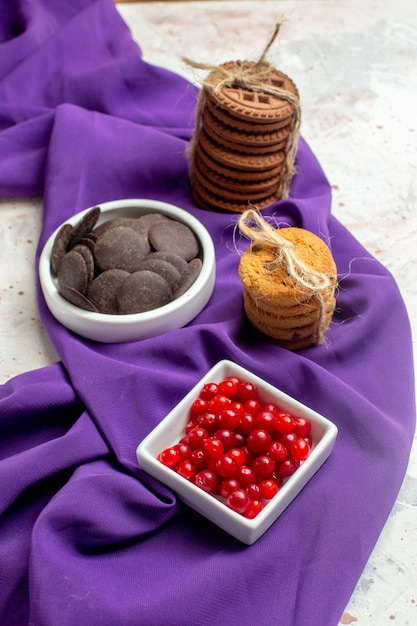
xmin=0 ymin=1 xmax=415 ymax=624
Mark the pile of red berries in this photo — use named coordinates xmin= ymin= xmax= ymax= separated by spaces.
xmin=158 ymin=375 xmax=312 ymax=518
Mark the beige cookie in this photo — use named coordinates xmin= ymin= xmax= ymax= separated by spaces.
xmin=243 ymin=289 xmax=336 ymax=329
xmin=239 ymin=226 xmax=337 ymax=347
xmin=238 ymin=228 xmax=337 ymax=308
xmin=244 ymin=304 xmax=334 ymax=342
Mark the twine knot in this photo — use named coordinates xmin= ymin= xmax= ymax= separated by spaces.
xmin=238 ymin=208 xmax=332 ymax=294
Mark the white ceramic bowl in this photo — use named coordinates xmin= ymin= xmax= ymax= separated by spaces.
xmin=39 ymin=199 xmax=216 ymax=343
xmin=136 ymin=360 xmax=338 ymax=545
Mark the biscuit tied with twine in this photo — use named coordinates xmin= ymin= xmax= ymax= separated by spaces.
xmin=238 ymin=209 xmax=333 ymax=293
xmin=238 ymin=208 xmax=335 ymax=344
xmin=184 ymin=23 xmax=301 ymax=199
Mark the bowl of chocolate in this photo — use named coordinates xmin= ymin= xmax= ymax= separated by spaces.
xmin=39 ymin=199 xmax=216 ymax=342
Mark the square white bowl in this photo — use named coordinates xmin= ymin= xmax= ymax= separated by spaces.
xmin=136 ymin=360 xmax=338 ymax=545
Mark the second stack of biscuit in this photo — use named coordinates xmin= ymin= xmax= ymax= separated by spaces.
xmin=238 ymin=213 xmax=337 ymax=350
xmin=190 ymin=60 xmax=300 ymax=213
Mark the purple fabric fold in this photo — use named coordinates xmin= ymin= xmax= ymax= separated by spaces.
xmin=0 ymin=1 xmax=415 ymax=625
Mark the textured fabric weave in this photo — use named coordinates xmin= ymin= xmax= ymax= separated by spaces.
xmin=0 ymin=1 xmax=415 ymax=625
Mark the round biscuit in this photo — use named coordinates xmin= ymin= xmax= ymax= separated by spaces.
xmin=244 ymin=304 xmax=334 ymax=341
xmin=193 ymin=151 xmax=281 ymax=195
xmin=202 ymin=106 xmax=292 ymax=148
xmin=206 ymin=98 xmax=294 ymax=134
xmin=192 ymin=162 xmax=280 ymax=204
xmin=202 ymin=116 xmax=289 ymax=155
xmin=198 ymin=129 xmax=285 ymax=172
xmin=192 ymin=177 xmax=279 ymax=214
xmin=243 ymin=290 xmax=336 ymax=329
xmin=238 ymin=228 xmax=337 ymax=306
xmin=206 ymin=62 xmax=299 ymax=123
xmin=194 ymin=143 xmax=285 ymax=183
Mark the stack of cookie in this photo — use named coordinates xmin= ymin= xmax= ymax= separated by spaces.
xmin=190 ymin=60 xmax=300 ymax=213
xmin=238 ymin=226 xmax=337 ymax=350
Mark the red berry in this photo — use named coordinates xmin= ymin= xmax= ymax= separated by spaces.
xmin=225 ymin=447 xmax=246 ymax=467
xmin=254 ymin=410 xmax=276 ymax=432
xmin=258 ymin=479 xmax=279 ymax=500
xmin=293 ymin=417 xmax=312 ymax=438
xmin=232 ymin=431 xmax=246 ymax=448
xmin=227 ymin=489 xmax=250 ymax=514
xmin=195 ymin=469 xmax=218 ymax=493
xmin=290 ymin=437 xmax=311 ymax=461
xmin=218 ymin=378 xmax=239 ymax=398
xmin=246 ymin=483 xmax=261 ymax=500
xmin=230 ymin=401 xmax=245 ymax=415
xmin=278 ymin=431 xmax=298 ymax=449
xmin=276 ymin=458 xmax=298 ymax=478
xmin=176 ymin=441 xmax=192 ymax=461
xmin=224 ymin=376 xmax=241 ymax=386
xmin=200 ymin=382 xmax=219 ymax=400
xmin=190 ymin=397 xmax=208 ymax=418
xmin=246 ymin=429 xmax=272 ymax=453
xmin=243 ymin=499 xmax=263 ymax=519
xmin=197 ymin=412 xmax=218 ymax=434
xmin=189 ymin=448 xmax=207 ymax=470
xmin=203 ymin=437 xmax=224 ymax=459
xmin=240 ymin=446 xmax=255 ymax=466
xmin=219 ymin=478 xmax=240 ymax=499
xmin=268 ymin=441 xmax=288 ymax=462
xmin=208 ymin=394 xmax=231 ymax=413
xmin=252 ymin=454 xmax=275 ymax=480
xmin=236 ymin=381 xmax=258 ymax=403
xmin=263 ymin=402 xmax=279 ymax=414
xmin=214 ymin=428 xmax=236 ymax=451
xmin=176 ymin=460 xmax=196 ymax=480
xmin=275 ymin=411 xmax=295 ymax=434
xmin=217 ymin=408 xmax=241 ymax=430
xmin=239 ymin=412 xmax=255 ymax=434
xmin=158 ymin=446 xmax=181 ymax=468
xmin=187 ymin=427 xmax=209 ymax=449
xmin=235 ymin=465 xmax=256 ymax=488
xmin=244 ymin=399 xmax=262 ymax=415
xmin=216 ymin=454 xmax=238 ymax=478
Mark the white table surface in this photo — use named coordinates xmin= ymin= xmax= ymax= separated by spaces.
xmin=1 ymin=1 xmax=416 ymax=624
